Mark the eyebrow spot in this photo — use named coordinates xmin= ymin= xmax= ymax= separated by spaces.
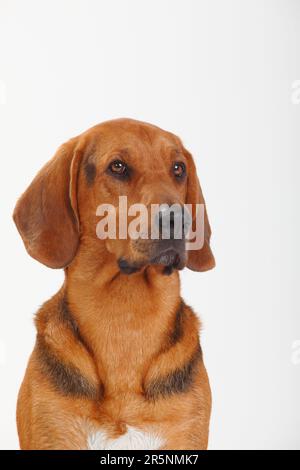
xmin=84 ymin=160 xmax=97 ymax=186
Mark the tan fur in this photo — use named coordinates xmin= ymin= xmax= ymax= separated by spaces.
xmin=14 ymin=118 xmax=214 ymax=450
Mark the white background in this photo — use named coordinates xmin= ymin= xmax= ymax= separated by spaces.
xmin=0 ymin=0 xmax=300 ymax=450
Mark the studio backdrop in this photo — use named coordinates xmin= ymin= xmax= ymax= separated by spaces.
xmin=0 ymin=0 xmax=299 ymax=450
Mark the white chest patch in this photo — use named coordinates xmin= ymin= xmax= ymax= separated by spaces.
xmin=87 ymin=425 xmax=164 ymax=450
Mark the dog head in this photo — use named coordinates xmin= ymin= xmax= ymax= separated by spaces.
xmin=13 ymin=119 xmax=215 ymax=274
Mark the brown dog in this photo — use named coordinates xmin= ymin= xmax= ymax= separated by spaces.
xmin=13 ymin=118 xmax=215 ymax=450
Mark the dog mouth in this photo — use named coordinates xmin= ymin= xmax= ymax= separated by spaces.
xmin=151 ymin=249 xmax=181 ymax=267
xmin=150 ymin=248 xmax=185 ymax=275
xmin=118 ymin=244 xmax=186 ymax=275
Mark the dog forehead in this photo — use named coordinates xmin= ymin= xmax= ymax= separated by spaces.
xmin=83 ymin=118 xmax=181 ymax=155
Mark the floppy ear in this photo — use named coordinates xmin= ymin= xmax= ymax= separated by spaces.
xmin=13 ymin=138 xmax=83 ymax=268
xmin=184 ymin=149 xmax=215 ymax=272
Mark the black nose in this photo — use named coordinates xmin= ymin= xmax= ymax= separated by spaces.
xmin=156 ymin=204 xmax=191 ymax=239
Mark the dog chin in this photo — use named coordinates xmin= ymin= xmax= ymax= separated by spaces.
xmin=155 ymin=249 xmax=186 ymax=275
xmin=118 ymin=249 xmax=185 ymax=276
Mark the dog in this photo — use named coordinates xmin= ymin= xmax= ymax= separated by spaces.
xmin=13 ymin=118 xmax=215 ymax=450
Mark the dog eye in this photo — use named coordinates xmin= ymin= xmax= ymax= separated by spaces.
xmin=108 ymin=160 xmax=128 ymax=176
xmin=173 ymin=162 xmax=186 ymax=178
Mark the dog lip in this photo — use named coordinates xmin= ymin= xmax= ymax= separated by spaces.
xmin=118 ymin=258 xmax=141 ymax=274
xmin=151 ymin=249 xmax=181 ymax=266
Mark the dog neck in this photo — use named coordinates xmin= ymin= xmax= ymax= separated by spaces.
xmin=64 ymin=246 xmax=181 ymax=393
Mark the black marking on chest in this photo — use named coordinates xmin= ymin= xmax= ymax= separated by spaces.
xmin=59 ymin=296 xmax=80 ymax=337
xmin=169 ymin=301 xmax=185 ymax=346
xmin=58 ymin=296 xmax=92 ymax=354
xmin=143 ymin=346 xmax=202 ymax=400
xmin=36 ymin=335 xmax=103 ymax=401
xmin=36 ymin=296 xmax=103 ymax=400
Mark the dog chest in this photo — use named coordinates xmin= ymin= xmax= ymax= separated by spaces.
xmin=87 ymin=425 xmax=164 ymax=450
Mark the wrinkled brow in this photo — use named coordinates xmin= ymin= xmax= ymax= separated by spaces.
xmin=169 ymin=147 xmax=186 ymax=161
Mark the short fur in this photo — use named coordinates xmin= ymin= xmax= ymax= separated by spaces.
xmin=13 ymin=118 xmax=214 ymax=450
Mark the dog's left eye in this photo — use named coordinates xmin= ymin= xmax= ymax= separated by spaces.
xmin=173 ymin=162 xmax=186 ymax=178
xmin=108 ymin=160 xmax=128 ymax=177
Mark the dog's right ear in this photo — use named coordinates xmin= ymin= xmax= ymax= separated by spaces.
xmin=13 ymin=138 xmax=83 ymax=268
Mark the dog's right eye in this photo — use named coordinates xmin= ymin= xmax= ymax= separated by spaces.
xmin=108 ymin=160 xmax=129 ymax=178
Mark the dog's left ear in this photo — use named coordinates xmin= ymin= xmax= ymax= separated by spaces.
xmin=13 ymin=138 xmax=83 ymax=269
xmin=184 ymin=149 xmax=216 ymax=272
